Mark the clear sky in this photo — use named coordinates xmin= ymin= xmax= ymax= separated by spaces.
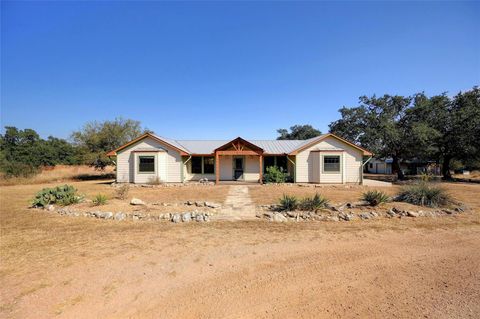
xmin=1 ymin=1 xmax=479 ymax=140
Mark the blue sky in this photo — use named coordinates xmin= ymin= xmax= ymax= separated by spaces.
xmin=1 ymin=1 xmax=479 ymax=140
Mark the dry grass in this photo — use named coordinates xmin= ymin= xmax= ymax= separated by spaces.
xmin=0 ymin=165 xmax=115 ymax=186
xmin=1 ymin=180 xmax=479 ymax=317
xmin=453 ymin=170 xmax=480 ymax=181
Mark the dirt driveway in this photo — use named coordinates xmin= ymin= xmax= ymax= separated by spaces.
xmin=1 ymin=181 xmax=480 ymax=318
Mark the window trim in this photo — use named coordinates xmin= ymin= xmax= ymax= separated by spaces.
xmin=322 ymin=154 xmax=342 ymax=174
xmin=137 ymin=155 xmax=156 ymax=174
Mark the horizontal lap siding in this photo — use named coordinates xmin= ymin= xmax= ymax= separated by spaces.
xmin=116 ymin=137 xmax=182 ymax=183
xmin=244 ymin=155 xmax=260 ymax=182
xmin=220 ymin=155 xmax=233 ymax=180
xmin=295 ymin=136 xmax=363 ymax=184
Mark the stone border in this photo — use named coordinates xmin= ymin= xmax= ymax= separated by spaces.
xmin=39 ymin=205 xmax=212 ymax=223
xmin=256 ymin=202 xmax=467 ymax=222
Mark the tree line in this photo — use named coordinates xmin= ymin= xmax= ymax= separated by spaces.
xmin=0 ymin=118 xmax=148 ymax=177
xmin=276 ymin=86 xmax=479 ymax=179
xmin=1 ymin=86 xmax=478 ymax=179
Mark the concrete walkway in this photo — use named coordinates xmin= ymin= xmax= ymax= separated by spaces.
xmin=363 ymin=179 xmax=393 ymax=187
xmin=214 ymin=186 xmax=257 ymax=220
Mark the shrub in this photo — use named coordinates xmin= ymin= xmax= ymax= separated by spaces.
xmin=92 ymin=194 xmax=108 ymax=206
xmin=397 ymin=182 xmax=452 ymax=207
xmin=279 ymin=194 xmax=298 ymax=211
xmin=264 ymin=166 xmax=288 ymax=184
xmin=31 ymin=184 xmax=83 ymax=207
xmin=362 ymin=190 xmax=390 ymax=206
xmin=299 ymin=193 xmax=329 ymax=212
xmin=115 ymin=184 xmax=130 ymax=200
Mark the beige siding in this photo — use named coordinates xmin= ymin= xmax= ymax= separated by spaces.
xmin=244 ymin=155 xmax=260 ymax=182
xmin=219 ymin=155 xmax=233 ymax=180
xmin=115 ymin=137 xmax=182 ymax=183
xmin=295 ymin=136 xmax=363 ymax=184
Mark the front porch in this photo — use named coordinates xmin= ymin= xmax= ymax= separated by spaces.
xmin=214 ymin=137 xmax=264 ymax=184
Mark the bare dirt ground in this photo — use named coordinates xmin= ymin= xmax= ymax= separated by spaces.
xmin=1 ymin=180 xmax=480 ymax=318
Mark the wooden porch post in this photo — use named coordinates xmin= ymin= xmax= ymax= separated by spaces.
xmin=215 ymin=152 xmax=220 ymax=184
xmin=259 ymin=154 xmax=263 ymax=184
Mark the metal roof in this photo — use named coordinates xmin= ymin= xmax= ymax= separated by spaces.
xmin=161 ymin=135 xmax=327 ymax=155
xmin=109 ymin=133 xmax=371 ymax=156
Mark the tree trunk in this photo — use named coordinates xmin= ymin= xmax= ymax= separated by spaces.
xmin=392 ymin=156 xmax=405 ymax=180
xmin=442 ymin=155 xmax=452 ymax=180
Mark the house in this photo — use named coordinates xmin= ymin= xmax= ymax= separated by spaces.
xmin=106 ymin=132 xmax=372 ymax=184
xmin=366 ymin=157 xmax=441 ymax=175
xmin=366 ymin=158 xmax=393 ymax=174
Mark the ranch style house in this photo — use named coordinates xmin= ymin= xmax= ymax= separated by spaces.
xmin=106 ymin=133 xmax=373 ymax=184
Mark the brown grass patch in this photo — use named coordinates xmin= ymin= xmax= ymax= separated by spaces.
xmin=0 ymin=165 xmax=115 ymax=186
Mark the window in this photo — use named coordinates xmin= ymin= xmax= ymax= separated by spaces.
xmin=138 ymin=156 xmax=155 ymax=173
xmin=191 ymin=157 xmax=202 ymax=174
xmin=264 ymin=156 xmax=275 ymax=172
xmin=264 ymin=156 xmax=288 ymax=173
xmin=323 ymin=155 xmax=340 ymax=172
xmin=191 ymin=156 xmax=215 ymax=174
xmin=276 ymin=156 xmax=288 ymax=172
xmin=203 ymin=157 xmax=215 ymax=174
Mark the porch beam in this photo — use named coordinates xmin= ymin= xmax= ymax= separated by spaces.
xmin=215 ymin=152 xmax=220 ymax=184
xmin=259 ymin=155 xmax=263 ymax=184
xmin=216 ymin=150 xmax=261 ymax=156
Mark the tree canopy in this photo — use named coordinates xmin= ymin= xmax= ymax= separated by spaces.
xmin=329 ymin=87 xmax=480 ymax=179
xmin=71 ymin=118 xmax=148 ymax=169
xmin=277 ymin=125 xmax=321 ymax=140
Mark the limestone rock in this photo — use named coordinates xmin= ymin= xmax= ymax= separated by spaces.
xmin=181 ymin=212 xmax=192 ymax=222
xmin=271 ymin=213 xmax=288 ymax=222
xmin=114 ymin=212 xmax=126 ymax=221
xmin=171 ymin=213 xmax=181 ymax=223
xmin=130 ymin=198 xmax=146 ymax=205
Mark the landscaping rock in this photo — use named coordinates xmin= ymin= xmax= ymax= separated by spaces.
xmin=286 ymin=211 xmax=297 ymax=218
xmin=271 ymin=213 xmax=288 ymax=222
xmin=203 ymin=214 xmax=210 ymax=222
xmin=171 ymin=213 xmax=181 ymax=223
xmin=205 ymin=202 xmax=221 ymax=209
xmin=103 ymin=212 xmax=114 ymax=219
xmin=359 ymin=213 xmax=371 ymax=220
xmin=45 ymin=204 xmax=55 ymax=212
xmin=130 ymin=198 xmax=146 ymax=205
xmin=114 ymin=212 xmax=126 ymax=221
xmin=339 ymin=212 xmax=355 ymax=221
xmin=186 ymin=200 xmax=194 ymax=206
xmin=407 ymin=211 xmax=418 ymax=217
xmin=195 ymin=201 xmax=205 ymax=207
xmin=182 ymin=212 xmax=192 ymax=222
xmin=387 ymin=208 xmax=397 ymax=217
xmin=195 ymin=214 xmax=204 ymax=222
xmin=443 ymin=209 xmax=455 ymax=215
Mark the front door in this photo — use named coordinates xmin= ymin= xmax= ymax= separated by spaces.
xmin=233 ymin=157 xmax=244 ymax=180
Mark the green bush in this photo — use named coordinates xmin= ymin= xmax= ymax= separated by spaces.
xmin=264 ymin=166 xmax=288 ymax=184
xmin=92 ymin=194 xmax=108 ymax=206
xmin=362 ymin=190 xmax=390 ymax=206
xmin=397 ymin=182 xmax=452 ymax=207
xmin=279 ymin=194 xmax=298 ymax=211
xmin=31 ymin=184 xmax=83 ymax=207
xmin=299 ymin=193 xmax=329 ymax=212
